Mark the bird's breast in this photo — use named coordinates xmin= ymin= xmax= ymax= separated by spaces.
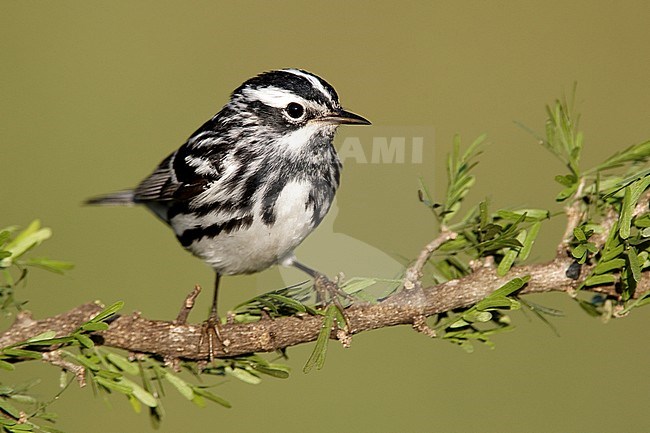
xmin=172 ymin=179 xmax=332 ymax=275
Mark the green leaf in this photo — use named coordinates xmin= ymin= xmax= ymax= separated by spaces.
xmin=634 ymin=214 xmax=650 ymax=228
xmin=193 ymin=388 xmax=232 ymax=408
xmin=601 ymin=244 xmax=624 ymax=262
xmin=592 ymin=139 xmax=650 ymax=172
xmin=94 ymin=376 xmax=132 ymax=394
xmin=252 ymin=363 xmax=290 ymax=379
xmin=448 ymin=318 xmax=470 ymax=328
xmin=463 ymin=311 xmax=492 ymax=323
xmin=25 ymin=258 xmax=74 ymax=274
xmin=74 ymin=354 xmax=100 ymax=371
xmin=119 ymin=378 xmax=158 ymax=408
xmin=556 ymin=184 xmax=578 ymax=201
xmin=573 ymin=227 xmax=586 ymax=242
xmin=497 ymin=229 xmax=528 ymax=276
xmin=89 ymin=301 xmax=124 ymax=323
xmin=74 ymin=333 xmax=94 ymax=348
xmin=80 ymin=322 xmax=109 ymax=332
xmin=0 ymin=360 xmax=14 ymax=371
xmin=491 ymin=276 xmax=530 ymax=298
xmin=106 ymin=352 xmax=139 ymax=375
xmin=439 ymin=134 xmax=484 ymax=224
xmin=584 ymin=274 xmax=617 ymax=286
xmin=496 ymin=209 xmax=550 ymax=222
xmin=593 ymin=258 xmax=625 ymax=275
xmin=619 ymin=176 xmax=650 ymax=239
xmin=627 ymin=247 xmax=641 ymax=282
xmin=303 ymin=305 xmax=336 ymax=373
xmin=497 ymin=247 xmax=518 ymax=276
xmin=165 ymin=371 xmax=195 ymax=400
xmin=96 ymin=369 xmax=122 ymax=380
xmin=476 ymin=297 xmax=519 ymax=311
xmin=6 ymin=424 xmax=34 ymax=432
xmin=191 ymin=394 xmax=206 ymax=408
xmin=619 ymin=186 xmax=633 ymax=239
xmin=225 ymin=366 xmax=262 ymax=385
xmin=340 ymin=278 xmax=377 ymax=295
xmin=0 ymin=230 xmax=12 ymax=246
xmin=15 ymin=336 xmax=73 ymax=347
xmin=464 ymin=133 xmax=487 ymax=162
xmin=25 ymin=330 xmax=57 ymax=342
xmin=0 ymin=220 xmax=52 ymax=266
xmin=417 ymin=177 xmax=435 ymax=209
xmin=9 ymin=394 xmax=36 ymax=405
xmin=2 ymin=348 xmax=42 ymax=359
xmin=519 ymin=221 xmax=541 ymax=261
xmin=572 ymin=244 xmax=587 ymax=259
xmin=479 ymin=200 xmax=489 ymax=231
xmin=264 ymin=294 xmax=308 ymax=313
xmin=128 ymin=394 xmax=142 ymax=414
xmin=555 ymin=174 xmax=577 ymax=187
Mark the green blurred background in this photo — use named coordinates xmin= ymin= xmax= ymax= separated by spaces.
xmin=3 ymin=1 xmax=650 ymax=432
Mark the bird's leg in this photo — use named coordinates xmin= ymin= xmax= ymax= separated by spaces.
xmin=290 ymin=260 xmax=352 ymax=330
xmin=198 ymin=273 xmax=224 ymax=361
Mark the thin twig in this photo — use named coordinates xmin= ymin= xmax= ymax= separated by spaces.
xmin=175 ymin=285 xmax=202 ymax=325
xmin=403 ymin=230 xmax=457 ymax=291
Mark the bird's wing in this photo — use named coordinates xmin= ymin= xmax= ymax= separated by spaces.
xmin=132 ymin=153 xmax=180 ymax=202
xmin=133 ymin=133 xmax=224 ymax=204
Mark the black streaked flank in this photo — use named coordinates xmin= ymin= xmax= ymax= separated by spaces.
xmin=178 ymin=215 xmax=254 ymax=247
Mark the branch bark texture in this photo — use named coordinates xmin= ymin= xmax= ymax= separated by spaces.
xmin=1 ymin=256 xmax=646 ymax=361
xmin=1 ymin=194 xmax=648 ymax=361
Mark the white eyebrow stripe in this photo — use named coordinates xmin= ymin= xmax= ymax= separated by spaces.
xmin=283 ymin=69 xmax=334 ymax=103
xmin=242 ymin=86 xmax=303 ymax=108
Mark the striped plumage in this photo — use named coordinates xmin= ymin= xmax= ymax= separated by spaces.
xmin=88 ymin=69 xmax=370 ymax=303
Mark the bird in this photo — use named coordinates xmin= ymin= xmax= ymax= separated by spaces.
xmin=86 ymin=68 xmax=370 ymax=354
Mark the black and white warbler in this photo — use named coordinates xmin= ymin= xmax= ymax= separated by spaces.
xmin=87 ymin=69 xmax=370 ymax=349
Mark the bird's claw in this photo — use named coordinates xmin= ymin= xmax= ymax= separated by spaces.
xmin=313 ymin=274 xmax=353 ymax=332
xmin=198 ymin=314 xmax=227 ymax=362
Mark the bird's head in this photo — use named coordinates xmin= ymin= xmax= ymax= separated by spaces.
xmin=224 ymin=69 xmax=370 ymax=142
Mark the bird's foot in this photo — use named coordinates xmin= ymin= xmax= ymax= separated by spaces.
xmin=313 ymin=273 xmax=353 ymax=332
xmin=198 ymin=313 xmax=227 ymax=362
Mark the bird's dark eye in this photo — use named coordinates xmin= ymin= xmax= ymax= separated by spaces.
xmin=285 ymin=102 xmax=305 ymax=119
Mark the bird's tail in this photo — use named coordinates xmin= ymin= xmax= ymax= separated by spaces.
xmin=85 ymin=190 xmax=136 ymax=206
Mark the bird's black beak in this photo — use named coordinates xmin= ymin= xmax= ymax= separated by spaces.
xmin=322 ymin=109 xmax=371 ymax=125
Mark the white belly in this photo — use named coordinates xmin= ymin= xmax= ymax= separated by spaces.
xmin=179 ymin=180 xmax=317 ymax=274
